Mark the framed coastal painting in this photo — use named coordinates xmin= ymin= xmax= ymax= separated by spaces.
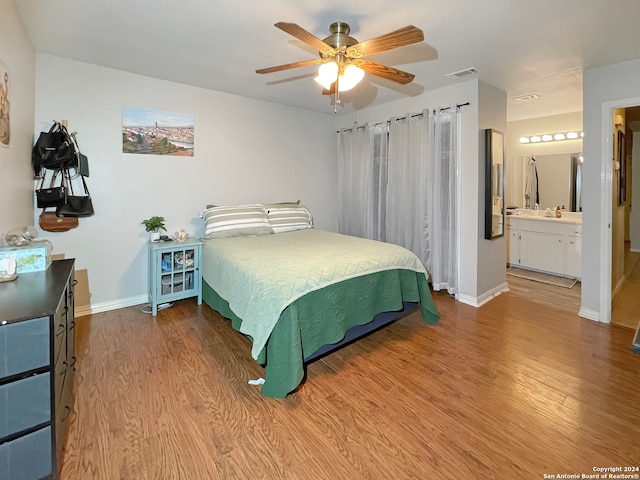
xmin=122 ymin=106 xmax=194 ymax=156
xmin=0 ymin=58 xmax=10 ymax=147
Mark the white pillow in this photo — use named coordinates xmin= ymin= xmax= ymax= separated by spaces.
xmin=202 ymin=204 xmax=273 ymax=239
xmin=266 ymin=205 xmax=314 ymax=233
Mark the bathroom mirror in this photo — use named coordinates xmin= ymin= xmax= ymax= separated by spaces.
xmin=485 ymin=129 xmax=505 ymax=239
xmin=511 ymin=153 xmax=583 ymax=212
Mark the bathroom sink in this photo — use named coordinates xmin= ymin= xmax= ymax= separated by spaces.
xmin=509 ymin=209 xmax=582 ymax=223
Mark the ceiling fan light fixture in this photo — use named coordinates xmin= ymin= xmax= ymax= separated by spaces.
xmin=338 ymin=65 xmax=364 ymax=92
xmin=258 ymin=22 xmax=425 ymax=104
xmin=314 ymin=61 xmax=338 ymax=89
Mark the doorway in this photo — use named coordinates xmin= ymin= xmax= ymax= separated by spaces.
xmin=611 ymin=106 xmax=640 ymax=329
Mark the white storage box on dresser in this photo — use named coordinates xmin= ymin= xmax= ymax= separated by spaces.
xmin=507 ymin=212 xmax=582 ymax=279
xmin=0 ymin=259 xmax=76 ymax=480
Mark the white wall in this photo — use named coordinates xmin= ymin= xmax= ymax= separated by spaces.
xmin=477 ymin=81 xmax=507 ymax=300
xmin=582 ymin=58 xmax=640 ymax=322
xmin=34 ymin=54 xmax=337 ymax=313
xmin=0 ymin=0 xmax=35 ymax=236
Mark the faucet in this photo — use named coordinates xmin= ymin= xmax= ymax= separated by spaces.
xmin=533 ymin=203 xmax=540 ymax=211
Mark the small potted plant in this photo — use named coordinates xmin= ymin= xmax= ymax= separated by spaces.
xmin=141 ymin=216 xmax=166 ymax=242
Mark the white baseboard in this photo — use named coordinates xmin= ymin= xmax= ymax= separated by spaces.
xmin=457 ymin=282 xmax=509 ymax=308
xmin=578 ymin=307 xmax=601 ymax=322
xmin=74 ymin=294 xmax=148 ymax=317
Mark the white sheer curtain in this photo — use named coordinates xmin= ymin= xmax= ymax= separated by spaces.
xmin=427 ymin=110 xmax=458 ymax=293
xmin=338 ymin=123 xmax=388 ymax=240
xmin=337 ymin=107 xmax=459 ymax=294
xmin=387 ymin=112 xmax=430 ymax=261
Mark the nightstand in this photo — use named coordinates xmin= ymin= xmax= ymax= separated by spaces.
xmin=148 ymin=239 xmax=203 ymax=316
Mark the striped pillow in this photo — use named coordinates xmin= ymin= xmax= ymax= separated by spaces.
xmin=202 ymin=204 xmax=274 ymax=239
xmin=266 ymin=205 xmax=314 ymax=233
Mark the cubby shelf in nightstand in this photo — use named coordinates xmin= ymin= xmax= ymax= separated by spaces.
xmin=148 ymin=239 xmax=203 ymax=316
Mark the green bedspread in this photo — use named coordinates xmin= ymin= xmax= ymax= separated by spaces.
xmin=202 ymin=229 xmax=433 ymax=359
xmin=201 ymin=230 xmax=439 ymax=398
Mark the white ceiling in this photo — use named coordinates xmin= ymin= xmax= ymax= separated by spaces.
xmin=12 ymin=0 xmax=640 ymax=121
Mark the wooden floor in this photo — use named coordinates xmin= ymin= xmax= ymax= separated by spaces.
xmin=507 ymin=246 xmax=640 ymax=331
xmin=612 ymin=246 xmax=640 ymax=330
xmin=60 ymin=292 xmax=640 ymax=479
xmin=507 ymin=274 xmax=582 ymax=314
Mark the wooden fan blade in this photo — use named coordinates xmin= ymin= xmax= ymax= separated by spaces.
xmin=360 ymin=59 xmax=415 ymax=84
xmin=275 ymin=22 xmax=334 ymax=53
xmin=322 ymin=82 xmax=336 ymax=95
xmin=256 ymin=58 xmax=325 ymax=74
xmin=351 ymin=26 xmax=424 ymax=56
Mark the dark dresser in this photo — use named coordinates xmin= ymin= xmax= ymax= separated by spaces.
xmin=0 ymin=259 xmax=76 ymax=480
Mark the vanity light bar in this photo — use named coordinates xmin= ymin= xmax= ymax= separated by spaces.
xmin=519 ymin=131 xmax=583 ymax=144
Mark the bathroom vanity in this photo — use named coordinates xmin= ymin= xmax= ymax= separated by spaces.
xmin=507 ymin=211 xmax=582 ymax=279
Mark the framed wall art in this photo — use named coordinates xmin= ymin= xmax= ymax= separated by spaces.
xmin=122 ymin=106 xmax=194 ymax=156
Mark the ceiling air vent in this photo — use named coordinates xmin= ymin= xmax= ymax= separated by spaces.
xmin=445 ymin=67 xmax=478 ymax=79
xmin=513 ymin=94 xmax=540 ymax=102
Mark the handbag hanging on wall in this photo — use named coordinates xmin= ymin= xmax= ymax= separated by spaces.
xmin=39 ymin=210 xmax=79 ymax=232
xmin=56 ymin=168 xmax=94 ymax=218
xmin=35 ymin=169 xmax=65 ymax=208
xmin=70 ymin=131 xmax=90 ymax=177
xmin=31 ymin=121 xmax=77 ymax=176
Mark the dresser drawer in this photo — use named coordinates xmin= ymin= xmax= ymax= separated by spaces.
xmin=0 ymin=373 xmax=51 ymax=440
xmin=0 ymin=426 xmax=52 ymax=480
xmin=0 ymin=317 xmax=50 ymax=380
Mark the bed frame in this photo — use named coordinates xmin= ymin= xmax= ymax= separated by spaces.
xmin=303 ymin=302 xmax=418 ymax=362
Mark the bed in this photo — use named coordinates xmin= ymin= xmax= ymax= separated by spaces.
xmin=199 ymin=204 xmax=440 ymax=398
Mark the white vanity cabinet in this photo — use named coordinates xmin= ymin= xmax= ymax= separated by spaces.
xmin=565 ymin=224 xmax=582 ymax=278
xmin=507 ymin=217 xmax=581 ymax=279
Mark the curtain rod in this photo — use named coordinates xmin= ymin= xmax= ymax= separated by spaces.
xmin=396 ymin=102 xmax=471 ymax=121
xmin=337 ymin=102 xmax=470 ymax=133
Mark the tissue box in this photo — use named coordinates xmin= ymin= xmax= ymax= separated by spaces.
xmin=0 ymin=240 xmax=52 ymax=273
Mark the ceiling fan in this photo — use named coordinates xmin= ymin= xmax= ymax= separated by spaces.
xmin=256 ymin=21 xmax=425 ymax=101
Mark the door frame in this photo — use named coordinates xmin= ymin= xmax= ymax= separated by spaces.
xmin=599 ymin=96 xmax=640 ymax=323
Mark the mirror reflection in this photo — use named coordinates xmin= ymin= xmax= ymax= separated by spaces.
xmin=511 ymin=153 xmax=583 ymax=212
xmin=485 ymin=129 xmax=505 ymax=239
